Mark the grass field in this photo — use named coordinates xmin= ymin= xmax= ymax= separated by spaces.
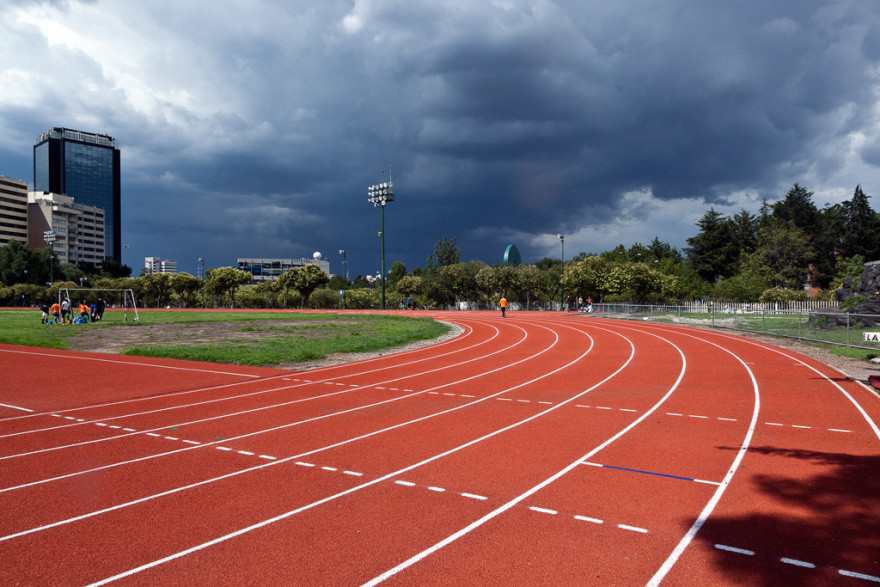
xmin=0 ymin=309 xmax=451 ymax=366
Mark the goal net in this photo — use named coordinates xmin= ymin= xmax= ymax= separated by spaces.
xmin=59 ymin=288 xmax=139 ymax=323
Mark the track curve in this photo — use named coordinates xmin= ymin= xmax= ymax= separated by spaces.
xmin=1 ymin=311 xmax=878 ymax=585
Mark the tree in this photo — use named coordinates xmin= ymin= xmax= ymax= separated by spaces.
xmin=426 ymin=236 xmax=462 ymax=269
xmin=685 ymin=209 xmax=739 ymax=282
xmin=278 ymin=264 xmax=329 ymax=307
xmin=170 ymin=272 xmax=203 ymax=307
xmin=739 ymin=221 xmax=813 ymax=289
xmin=139 ymin=272 xmax=174 ymax=308
xmin=841 ymin=185 xmax=880 ymax=261
xmin=205 ymin=267 xmax=252 ymax=308
xmin=386 ymin=261 xmax=408 ymax=292
xmin=561 ymin=255 xmax=614 ymax=302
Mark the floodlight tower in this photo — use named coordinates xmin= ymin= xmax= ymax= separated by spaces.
xmin=367 ymin=172 xmax=395 ymax=310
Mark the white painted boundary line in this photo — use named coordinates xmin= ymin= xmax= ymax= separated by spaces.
xmin=0 ymin=321 xmax=531 ymax=489
xmin=0 ymin=402 xmax=33 ymax=413
xmin=362 ymin=326 xmax=684 ymax=586
xmin=0 ymin=321 xmax=508 ymax=457
xmin=0 ymin=346 xmax=263 ymax=378
xmin=643 ymin=328 xmax=760 ymax=587
xmin=0 ymin=320 xmax=477 ymax=425
xmin=83 ymin=320 xmax=612 ymax=585
xmin=2 ymin=319 xmax=576 ymax=539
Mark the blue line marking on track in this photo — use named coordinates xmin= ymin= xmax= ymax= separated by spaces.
xmin=584 ymin=462 xmax=699 ymax=482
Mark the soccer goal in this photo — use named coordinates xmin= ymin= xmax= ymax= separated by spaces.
xmin=59 ymin=288 xmax=139 ymax=323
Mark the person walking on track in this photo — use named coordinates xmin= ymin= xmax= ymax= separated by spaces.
xmin=499 ymin=295 xmax=508 ymax=318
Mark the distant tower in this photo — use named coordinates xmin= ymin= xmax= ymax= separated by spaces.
xmin=33 ymin=128 xmax=122 ymax=261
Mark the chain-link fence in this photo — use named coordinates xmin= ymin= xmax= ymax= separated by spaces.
xmin=593 ymin=303 xmax=880 ymax=352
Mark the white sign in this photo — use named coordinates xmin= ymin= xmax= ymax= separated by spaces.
xmin=863 ymin=332 xmax=880 ymax=342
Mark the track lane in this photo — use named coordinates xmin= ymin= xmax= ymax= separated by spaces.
xmin=1 ymin=313 xmax=878 ymax=585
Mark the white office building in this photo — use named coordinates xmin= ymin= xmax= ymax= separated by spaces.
xmin=145 ymin=257 xmax=178 ymax=274
xmin=237 ymin=257 xmax=330 ymax=283
xmin=28 ymin=191 xmax=105 ymax=266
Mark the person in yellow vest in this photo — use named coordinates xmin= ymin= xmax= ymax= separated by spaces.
xmin=499 ymin=296 xmax=508 ymax=318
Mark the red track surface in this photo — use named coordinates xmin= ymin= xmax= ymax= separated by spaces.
xmin=1 ymin=311 xmax=879 ymax=585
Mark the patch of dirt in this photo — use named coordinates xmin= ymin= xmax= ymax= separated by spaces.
xmin=66 ymin=320 xmax=464 ymax=370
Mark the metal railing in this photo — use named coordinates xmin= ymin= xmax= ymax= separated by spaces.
xmin=594 ymin=303 xmax=880 ymax=351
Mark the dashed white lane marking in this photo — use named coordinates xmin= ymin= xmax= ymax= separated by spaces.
xmin=395 ymin=480 xmax=416 ymax=487
xmin=529 ymin=506 xmax=557 ymax=515
xmin=715 ymin=544 xmax=754 ymax=556
xmin=427 ymin=486 xmax=446 ymax=493
xmin=237 ymin=451 xmax=254 ymax=456
xmin=618 ymin=524 xmax=648 ymax=533
xmin=321 ymin=466 xmax=337 ymax=472
xmin=216 ymin=447 xmax=233 ymax=452
xmin=781 ymin=557 xmax=815 ymax=569
xmin=295 ymin=461 xmax=315 ymax=467
xmin=574 ymin=515 xmax=603 ymax=524
xmin=343 ymin=471 xmax=363 ymax=477
xmin=259 ymin=455 xmax=276 ymax=460
xmin=829 ymin=428 xmax=853 ymax=433
xmin=791 ymin=425 xmax=811 ymax=429
xmin=461 ymin=493 xmax=487 ymax=501
xmin=839 ymin=569 xmax=880 ymax=582
xmin=182 ymin=440 xmax=200 ymax=445
xmin=716 ymin=544 xmax=880 ymax=582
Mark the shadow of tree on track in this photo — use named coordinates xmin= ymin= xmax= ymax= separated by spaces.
xmin=691 ymin=445 xmax=880 ymax=586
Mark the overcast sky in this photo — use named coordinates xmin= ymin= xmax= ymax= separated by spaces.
xmin=2 ymin=0 xmax=880 ymax=278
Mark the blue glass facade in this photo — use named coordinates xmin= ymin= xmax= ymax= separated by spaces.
xmin=33 ymin=128 xmax=121 ymax=261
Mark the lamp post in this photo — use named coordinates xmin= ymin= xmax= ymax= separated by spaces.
xmin=368 ymin=175 xmax=394 ymax=310
xmin=557 ymin=234 xmax=565 ymax=311
xmin=338 ymin=249 xmax=348 ymax=282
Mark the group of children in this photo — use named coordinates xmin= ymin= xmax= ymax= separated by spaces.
xmin=40 ymin=297 xmax=105 ymax=325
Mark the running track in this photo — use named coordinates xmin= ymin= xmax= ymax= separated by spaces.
xmin=1 ymin=311 xmax=879 ymax=585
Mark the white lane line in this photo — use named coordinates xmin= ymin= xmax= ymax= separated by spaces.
xmin=791 ymin=425 xmax=811 ymax=429
xmin=718 ymin=417 xmax=737 ymax=422
xmin=461 ymin=394 xmax=476 ymax=398
xmin=182 ymin=440 xmax=200 ymax=445
xmin=780 ymin=557 xmax=815 ymax=569
xmin=715 ymin=544 xmax=754 ymax=556
xmin=619 ymin=408 xmax=637 ymax=412
xmin=395 ymin=481 xmax=416 ymax=487
xmin=461 ymin=493 xmax=487 ymax=501
xmin=839 ymin=569 xmax=880 ymax=582
xmin=216 ymin=447 xmax=232 ymax=452
xmin=646 ymin=329 xmax=761 ymax=587
xmin=95 ymin=423 xmax=107 ymax=427
xmin=238 ymin=451 xmax=255 ymax=456
xmin=0 ymin=403 xmax=33 ymax=412
xmin=427 ymin=487 xmax=446 ymax=493
xmin=259 ymin=455 xmax=276 ymax=460
xmin=766 ymin=422 xmax=783 ymax=426
xmin=596 ymin=406 xmax=612 ymax=410
xmin=321 ymin=466 xmax=337 ymax=472
xmin=145 ymin=433 xmax=161 ymax=438
xmin=618 ymin=524 xmax=648 ymax=533
xmin=688 ymin=415 xmax=708 ymax=419
xmin=529 ymin=506 xmax=557 ymax=515
xmin=575 ymin=404 xmax=590 ymax=408
xmin=497 ymin=398 xmax=513 ymax=402
xmin=667 ymin=412 xmax=683 ymax=416
xmin=829 ymin=428 xmax=852 ymax=433
xmin=107 ymin=425 xmax=121 ymax=429
xmin=574 ymin=515 xmax=603 ymax=524
xmin=164 ymin=436 xmax=178 ymax=441
xmin=295 ymin=462 xmax=315 ymax=467
xmin=517 ymin=399 xmax=530 ymax=403
xmin=538 ymin=401 xmax=553 ymax=405
xmin=694 ymin=479 xmax=722 ymax=486
xmin=343 ymin=471 xmax=363 ymax=477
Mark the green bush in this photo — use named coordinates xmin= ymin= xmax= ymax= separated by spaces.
xmin=309 ymin=288 xmax=340 ymax=309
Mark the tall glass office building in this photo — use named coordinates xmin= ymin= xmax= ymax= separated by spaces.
xmin=33 ymin=128 xmax=121 ymax=261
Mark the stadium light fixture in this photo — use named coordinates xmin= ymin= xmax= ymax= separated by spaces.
xmin=367 ymin=169 xmax=394 ymax=310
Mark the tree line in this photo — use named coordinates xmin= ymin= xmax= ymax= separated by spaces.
xmin=1 ymin=183 xmax=876 ymax=309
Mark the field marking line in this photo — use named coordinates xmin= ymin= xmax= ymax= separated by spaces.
xmin=0 ymin=403 xmax=33 ymax=413
xmin=86 ymin=321 xmax=616 ymax=586
xmin=0 ymin=320 xmax=480 ymax=425
xmin=0 ymin=320 xmax=511 ymax=456
xmin=1 ymin=318 xmax=575 ymax=540
xmin=0 ymin=321 xmax=533 ymax=490
xmin=363 ymin=325 xmax=685 ymax=586
xmin=0 ymin=346 xmax=261 ymax=378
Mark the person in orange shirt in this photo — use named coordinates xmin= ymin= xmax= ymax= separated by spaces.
xmin=79 ymin=301 xmax=90 ymax=322
xmin=49 ymin=302 xmax=61 ymax=325
xmin=499 ymin=296 xmax=508 ymax=318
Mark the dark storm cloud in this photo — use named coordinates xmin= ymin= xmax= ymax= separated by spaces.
xmin=2 ymin=1 xmax=879 ymax=275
